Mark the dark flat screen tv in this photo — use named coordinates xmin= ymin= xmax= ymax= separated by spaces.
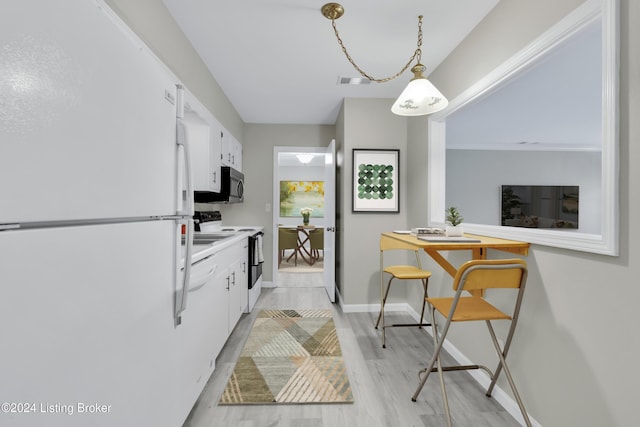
xmin=501 ymin=185 xmax=579 ymax=229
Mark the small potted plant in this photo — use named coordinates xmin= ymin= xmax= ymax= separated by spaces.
xmin=300 ymin=207 xmax=312 ymax=226
xmin=445 ymin=206 xmax=464 ymax=237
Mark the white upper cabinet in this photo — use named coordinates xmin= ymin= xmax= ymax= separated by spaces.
xmin=184 ymin=100 xmax=222 ymax=194
xmin=220 ymin=128 xmax=242 ymax=172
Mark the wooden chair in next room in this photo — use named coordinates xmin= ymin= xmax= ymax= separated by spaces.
xmin=278 ymin=227 xmax=299 ymax=267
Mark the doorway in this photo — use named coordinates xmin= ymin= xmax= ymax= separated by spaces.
xmin=272 ymin=145 xmax=336 ymax=301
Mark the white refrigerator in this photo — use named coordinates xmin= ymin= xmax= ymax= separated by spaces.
xmin=0 ymin=1 xmax=196 ymax=426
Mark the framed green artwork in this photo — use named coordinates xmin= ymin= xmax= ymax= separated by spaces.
xmin=352 ymin=149 xmax=399 ymax=213
xmin=279 ymin=181 xmax=325 ymax=217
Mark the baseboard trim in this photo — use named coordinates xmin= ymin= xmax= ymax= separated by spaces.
xmin=340 ymin=301 xmax=542 ymax=427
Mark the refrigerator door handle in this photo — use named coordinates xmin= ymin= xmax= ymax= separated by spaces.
xmin=176 ymin=118 xmax=194 ymax=216
xmin=176 ymin=84 xmax=193 ymax=217
xmin=174 ymin=84 xmax=194 ymax=325
xmin=175 ymin=218 xmax=193 ymax=325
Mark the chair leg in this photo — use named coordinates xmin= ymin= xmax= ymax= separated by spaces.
xmin=285 ymin=248 xmax=298 ymax=265
xmin=375 ymin=276 xmax=394 ymax=348
xmin=412 ymin=306 xmax=440 ymax=398
xmin=412 ymin=306 xmax=453 ymax=426
xmin=486 ymin=316 xmax=518 ymax=396
xmin=375 ymin=277 xmax=393 ymax=328
xmin=418 ymin=278 xmax=429 ymax=328
xmin=486 ymin=321 xmax=532 ymax=427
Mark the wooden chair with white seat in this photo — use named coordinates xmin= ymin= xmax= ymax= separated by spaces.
xmin=375 ymin=235 xmax=432 ymax=348
xmin=411 ymin=258 xmax=532 ymax=427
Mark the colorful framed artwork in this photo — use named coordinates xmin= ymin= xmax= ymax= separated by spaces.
xmin=279 ymin=181 xmax=325 ymax=217
xmin=352 ymin=149 xmax=399 ymax=213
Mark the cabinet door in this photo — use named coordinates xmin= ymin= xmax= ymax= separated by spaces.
xmin=220 ymin=128 xmax=242 ymax=171
xmin=238 ymin=242 xmax=248 ymax=313
xmin=228 ymin=258 xmax=243 ymax=331
xmin=187 ymin=112 xmax=222 ymax=194
xmin=232 ymin=135 xmax=242 ymax=172
xmin=207 ymin=119 xmax=222 ymax=193
xmin=185 ymin=112 xmax=212 ymax=192
xmin=211 ymin=264 xmax=230 ymax=358
xmin=221 ymin=127 xmax=232 ymax=167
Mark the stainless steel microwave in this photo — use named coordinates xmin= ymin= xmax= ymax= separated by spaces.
xmin=194 ymin=166 xmax=244 ymax=203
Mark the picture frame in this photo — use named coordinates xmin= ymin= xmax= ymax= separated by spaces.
xmin=279 ymin=180 xmax=325 ymax=217
xmin=352 ymin=149 xmax=399 ymax=213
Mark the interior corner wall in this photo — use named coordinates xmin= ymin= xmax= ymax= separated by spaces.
xmin=340 ymin=98 xmax=410 ymax=306
xmin=335 ymin=103 xmax=345 ymax=298
xmin=404 ymin=116 xmax=443 ymax=315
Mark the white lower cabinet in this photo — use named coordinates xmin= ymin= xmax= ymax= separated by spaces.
xmin=211 ymin=254 xmax=230 ymax=360
xmin=181 ymin=237 xmax=247 ymax=407
xmin=211 ymin=239 xmax=248 ymax=356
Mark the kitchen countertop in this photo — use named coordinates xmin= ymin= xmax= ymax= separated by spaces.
xmin=181 ymin=231 xmax=251 ymax=267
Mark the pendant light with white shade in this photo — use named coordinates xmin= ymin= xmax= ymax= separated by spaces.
xmin=321 ymin=3 xmax=448 ymax=116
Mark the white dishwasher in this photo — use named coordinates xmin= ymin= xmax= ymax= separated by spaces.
xmin=176 ymin=249 xmax=218 ymax=419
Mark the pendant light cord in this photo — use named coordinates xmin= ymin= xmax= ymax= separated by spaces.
xmin=329 ymin=15 xmax=423 ymax=83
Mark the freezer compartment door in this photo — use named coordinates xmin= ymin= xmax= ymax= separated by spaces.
xmin=0 ymin=0 xmax=178 ymax=224
xmin=0 ymin=222 xmax=185 ymax=427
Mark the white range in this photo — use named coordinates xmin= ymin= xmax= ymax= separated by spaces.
xmin=193 ymin=211 xmax=264 ymax=312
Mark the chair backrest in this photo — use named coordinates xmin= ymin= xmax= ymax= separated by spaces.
xmin=278 ymin=228 xmax=298 ymax=250
xmin=380 ymin=236 xmax=423 ymax=269
xmin=453 ymin=259 xmax=527 ymax=292
xmin=308 ymin=228 xmax=324 ymax=249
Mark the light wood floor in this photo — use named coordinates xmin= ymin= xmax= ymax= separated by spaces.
xmin=183 ymin=287 xmax=520 ymax=427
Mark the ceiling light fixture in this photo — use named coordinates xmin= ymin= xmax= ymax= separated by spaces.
xmin=296 ymin=153 xmax=315 ymax=164
xmin=321 ymin=2 xmax=448 ymax=116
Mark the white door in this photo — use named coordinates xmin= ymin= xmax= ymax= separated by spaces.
xmin=323 ymin=140 xmax=336 ymax=302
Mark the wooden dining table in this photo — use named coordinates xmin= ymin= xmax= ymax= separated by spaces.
xmin=380 ymin=232 xmax=530 ymax=297
xmin=285 ymin=225 xmax=318 ymax=265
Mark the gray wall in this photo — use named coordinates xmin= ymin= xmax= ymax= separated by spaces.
xmin=446 ymin=150 xmax=601 ymax=232
xmin=238 ymin=124 xmax=335 ymax=283
xmin=339 ymin=98 xmax=411 ymax=306
xmin=405 ymin=0 xmax=638 ymax=425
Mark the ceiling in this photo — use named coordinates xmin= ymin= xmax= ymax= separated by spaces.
xmin=278 ymin=152 xmax=327 ymax=167
xmin=162 ymin=0 xmax=499 ymax=125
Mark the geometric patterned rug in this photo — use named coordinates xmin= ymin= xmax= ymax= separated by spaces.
xmin=219 ymin=309 xmax=354 ymax=405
